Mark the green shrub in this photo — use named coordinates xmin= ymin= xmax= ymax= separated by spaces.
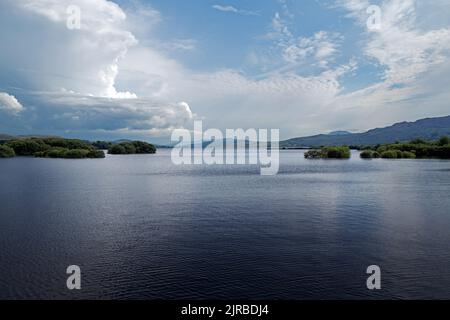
xmin=62 ymin=149 xmax=90 ymax=159
xmin=42 ymin=138 xmax=94 ymax=150
xmin=122 ymin=143 xmax=136 ymax=154
xmin=108 ymin=144 xmax=127 ymax=154
xmin=304 ymin=149 xmax=326 ymax=159
xmin=108 ymin=141 xmax=156 ymax=155
xmin=33 ymin=146 xmax=104 ymax=159
xmin=305 ymin=146 xmax=350 ymax=159
xmin=6 ymin=139 xmax=49 ymax=156
xmin=381 ymin=150 xmax=398 ymax=159
xmin=45 ymin=147 xmax=70 ymax=158
xmin=324 ymin=146 xmax=351 ymax=159
xmin=438 ymin=136 xmax=450 ymax=146
xmin=360 ymin=150 xmax=380 ymax=159
xmin=379 ymin=149 xmax=416 ymax=159
xmin=0 ymin=145 xmax=15 ymax=158
xmin=401 ymin=151 xmax=416 ymax=159
xmin=91 ymin=141 xmax=112 ymax=150
xmin=360 ymin=150 xmax=373 ymax=159
xmin=441 ymin=145 xmax=450 ymax=159
xmin=379 ymin=150 xmax=415 ymax=159
xmin=376 ymin=145 xmax=388 ymax=153
xmin=132 ymin=141 xmax=156 ymax=154
xmin=87 ymin=150 xmax=105 ymax=158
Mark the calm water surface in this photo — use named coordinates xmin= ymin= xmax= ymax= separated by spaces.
xmin=1 ymin=150 xmax=450 ymax=299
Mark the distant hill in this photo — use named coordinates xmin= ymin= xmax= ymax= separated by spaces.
xmin=3 ymin=115 xmax=450 ymax=149
xmin=281 ymin=115 xmax=450 ymax=148
xmin=113 ymin=139 xmax=132 ymax=143
xmin=0 ymin=133 xmax=13 ymax=140
xmin=0 ymin=134 xmax=61 ymax=140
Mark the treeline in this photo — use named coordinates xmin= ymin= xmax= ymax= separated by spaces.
xmin=0 ymin=145 xmax=15 ymax=158
xmin=305 ymin=146 xmax=351 ymax=159
xmin=91 ymin=141 xmax=113 ymax=150
xmin=108 ymin=141 xmax=156 ymax=154
xmin=1 ymin=138 xmax=105 ymax=159
xmin=302 ymin=137 xmax=450 ymax=160
xmin=0 ymin=138 xmax=157 ymax=159
xmin=0 ymin=137 xmax=156 ymax=159
xmin=89 ymin=140 xmax=157 ymax=154
xmin=360 ymin=136 xmax=450 ymax=159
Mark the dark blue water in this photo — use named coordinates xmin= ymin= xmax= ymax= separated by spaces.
xmin=1 ymin=150 xmax=450 ymax=299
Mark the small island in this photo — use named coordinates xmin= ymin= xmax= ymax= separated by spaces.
xmin=303 ymin=137 xmax=450 ymax=160
xmin=1 ymin=137 xmax=105 ymax=159
xmin=108 ymin=141 xmax=156 ymax=155
xmin=0 ymin=144 xmax=16 ymax=158
xmin=0 ymin=137 xmax=157 ymax=159
xmin=304 ymin=146 xmax=351 ymax=159
xmin=359 ymin=136 xmax=450 ymax=159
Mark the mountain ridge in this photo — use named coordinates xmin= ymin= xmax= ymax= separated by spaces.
xmin=2 ymin=115 xmax=450 ymax=148
xmin=281 ymin=115 xmax=450 ymax=148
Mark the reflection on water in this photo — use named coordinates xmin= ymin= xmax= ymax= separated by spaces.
xmin=0 ymin=150 xmax=450 ymax=299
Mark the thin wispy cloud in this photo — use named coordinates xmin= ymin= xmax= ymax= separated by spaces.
xmin=161 ymin=39 xmax=197 ymax=51
xmin=212 ymin=5 xmax=238 ymax=13
xmin=212 ymin=4 xmax=259 ymax=16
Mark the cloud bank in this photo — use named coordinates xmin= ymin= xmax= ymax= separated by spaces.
xmin=0 ymin=0 xmax=193 ymax=136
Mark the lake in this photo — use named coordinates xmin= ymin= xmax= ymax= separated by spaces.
xmin=1 ymin=150 xmax=450 ymax=299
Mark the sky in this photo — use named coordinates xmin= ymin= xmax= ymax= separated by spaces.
xmin=1 ymin=0 xmax=450 ymax=143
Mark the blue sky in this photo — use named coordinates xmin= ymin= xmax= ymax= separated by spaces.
xmin=113 ymin=0 xmax=384 ymax=88
xmin=1 ymin=0 xmax=450 ymax=142
xmin=120 ymin=1 xmax=359 ymax=75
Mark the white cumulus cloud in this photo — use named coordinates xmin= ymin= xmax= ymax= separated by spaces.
xmin=0 ymin=0 xmax=195 ymax=135
xmin=0 ymin=92 xmax=24 ymax=115
xmin=7 ymin=0 xmax=137 ymax=98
